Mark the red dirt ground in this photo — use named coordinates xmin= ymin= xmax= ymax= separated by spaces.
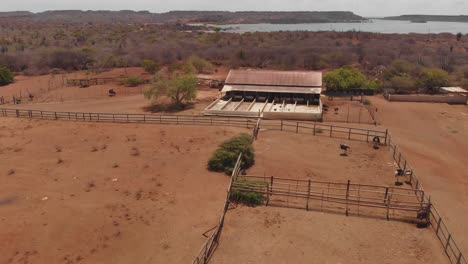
xmin=212 ymin=206 xmax=448 ymax=264
xmin=370 ymin=96 xmax=468 ymax=254
xmin=0 ymin=118 xmax=247 ymax=264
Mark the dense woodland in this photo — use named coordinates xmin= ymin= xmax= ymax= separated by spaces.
xmin=0 ymin=14 xmax=468 ymax=88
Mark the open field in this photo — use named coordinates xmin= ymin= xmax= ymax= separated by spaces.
xmin=0 ymin=118 xmax=247 ymax=264
xmin=370 ymin=96 xmax=468 ymax=254
xmin=0 ymin=67 xmax=223 ymax=114
xmin=249 ymin=130 xmax=397 ymax=186
xmin=211 ymin=206 xmax=448 ymax=264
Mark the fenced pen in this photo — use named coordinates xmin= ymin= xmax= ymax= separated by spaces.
xmin=0 ymin=108 xmax=388 ymax=143
xmin=260 ymin=119 xmax=388 ymax=143
xmin=65 ymin=77 xmax=151 ymax=87
xmin=387 ymin=132 xmax=467 ymax=264
xmin=233 ymin=176 xmax=428 ymax=223
xmin=0 ymin=107 xmax=465 ymax=264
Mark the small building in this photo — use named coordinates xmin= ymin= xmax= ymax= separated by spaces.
xmin=204 ymin=69 xmax=323 ymax=121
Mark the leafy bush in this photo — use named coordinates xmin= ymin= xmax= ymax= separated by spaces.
xmin=417 ymin=68 xmax=449 ymax=92
xmin=208 ymin=133 xmax=254 ymax=175
xmin=0 ymin=66 xmax=14 ymax=86
xmin=187 ymin=56 xmax=214 ymax=74
xmin=230 ymin=190 xmax=264 ymax=206
xmin=145 ymin=71 xmax=198 ymax=105
xmin=120 ymin=76 xmax=145 ymax=87
xmin=230 ymin=179 xmax=267 ymax=206
xmin=363 ymin=98 xmax=372 ymax=105
xmin=324 ymin=67 xmax=367 ymax=90
xmin=142 ymin=59 xmax=160 ymax=74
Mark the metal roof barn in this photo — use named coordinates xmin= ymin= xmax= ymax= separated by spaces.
xmin=225 ymin=69 xmax=322 ymax=88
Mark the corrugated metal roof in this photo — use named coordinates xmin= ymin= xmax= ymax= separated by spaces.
xmin=225 ymin=69 xmax=322 ymax=87
xmin=221 ymin=85 xmax=321 ymax=94
xmin=441 ymin=87 xmax=468 ymax=93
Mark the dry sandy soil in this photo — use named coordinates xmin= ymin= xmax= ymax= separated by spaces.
xmin=211 ymin=206 xmax=448 ymax=264
xmin=250 ymin=130 xmax=398 ymax=187
xmin=0 ymin=118 xmax=247 ymax=264
xmin=322 ymin=96 xmax=375 ymax=125
xmin=0 ymin=67 xmax=223 ymax=114
xmin=370 ymin=96 xmax=468 ymax=254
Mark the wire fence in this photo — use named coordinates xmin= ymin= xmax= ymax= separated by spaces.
xmin=387 ymin=132 xmax=466 ymax=264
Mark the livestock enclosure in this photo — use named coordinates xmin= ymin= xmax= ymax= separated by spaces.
xmin=0 ymin=108 xmax=388 ymax=144
xmin=0 ymin=107 xmax=465 ymax=264
xmin=233 ymin=175 xmax=428 ymax=222
xmin=386 ymin=133 xmax=467 ymax=264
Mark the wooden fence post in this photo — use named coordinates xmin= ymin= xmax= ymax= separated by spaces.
xmin=456 ymin=252 xmax=462 ymax=264
xmin=435 ymin=217 xmax=442 ymax=237
xmin=313 ymin=123 xmax=316 ymax=136
xmin=386 ymin=196 xmax=391 ymax=221
xmin=366 ymin=130 xmax=370 ymax=142
xmin=281 ymin=120 xmax=283 ymax=131
xmin=296 ymin=122 xmax=299 ymax=133
xmin=384 ymin=187 xmax=389 ymax=204
xmin=348 ymin=128 xmax=351 ymax=140
xmin=330 ymin=125 xmax=333 ymax=137
xmin=54 ymin=112 xmax=57 ymax=120
xmin=306 ymin=179 xmax=311 ymax=211
xmin=385 ymin=129 xmax=389 ymax=145
xmin=345 ymin=180 xmax=350 ymax=216
xmin=445 ymin=234 xmax=452 ymax=253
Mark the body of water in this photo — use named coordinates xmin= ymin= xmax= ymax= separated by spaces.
xmin=212 ymin=19 xmax=468 ymax=34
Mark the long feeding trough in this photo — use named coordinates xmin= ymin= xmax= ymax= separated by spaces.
xmin=204 ymin=69 xmax=323 ymax=121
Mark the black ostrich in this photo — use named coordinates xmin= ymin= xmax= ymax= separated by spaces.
xmin=340 ymin=144 xmax=350 ymax=156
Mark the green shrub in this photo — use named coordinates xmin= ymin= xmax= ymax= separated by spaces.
xmin=230 ymin=189 xmax=264 ymax=206
xmin=0 ymin=66 xmax=14 ymax=86
xmin=120 ymin=76 xmax=145 ymax=87
xmin=142 ymin=59 xmax=160 ymax=74
xmin=363 ymin=98 xmax=372 ymax=105
xmin=230 ymin=179 xmax=266 ymax=206
xmin=208 ymin=133 xmax=254 ymax=175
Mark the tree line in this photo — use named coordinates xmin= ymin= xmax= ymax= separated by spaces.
xmin=0 ymin=20 xmax=467 ymax=88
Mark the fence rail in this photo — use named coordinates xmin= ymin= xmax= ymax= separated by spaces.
xmin=0 ymin=108 xmax=258 ymax=128
xmin=260 ymin=119 xmax=388 ymax=143
xmin=234 ymin=175 xmax=427 ymax=222
xmin=0 ymin=108 xmax=388 ymax=144
xmin=387 ymin=132 xmax=466 ymax=264
xmin=192 ymin=153 xmax=243 ymax=264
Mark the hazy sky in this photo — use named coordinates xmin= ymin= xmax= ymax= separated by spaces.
xmin=1 ymin=0 xmax=467 ymax=17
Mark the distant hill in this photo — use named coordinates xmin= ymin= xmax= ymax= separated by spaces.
xmin=159 ymin=11 xmax=366 ymax=24
xmin=0 ymin=10 xmax=366 ymax=24
xmin=0 ymin=11 xmax=33 ymax=18
xmin=384 ymin=15 xmax=468 ymax=23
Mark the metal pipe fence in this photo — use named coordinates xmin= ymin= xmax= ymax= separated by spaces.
xmin=386 ymin=132 xmax=466 ymax=264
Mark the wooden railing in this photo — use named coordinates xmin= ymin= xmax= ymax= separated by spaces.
xmin=0 ymin=108 xmax=258 ymax=128
xmin=233 ymin=175 xmax=427 ymax=222
xmin=260 ymin=119 xmax=388 ymax=143
xmin=192 ymin=153 xmax=243 ymax=264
